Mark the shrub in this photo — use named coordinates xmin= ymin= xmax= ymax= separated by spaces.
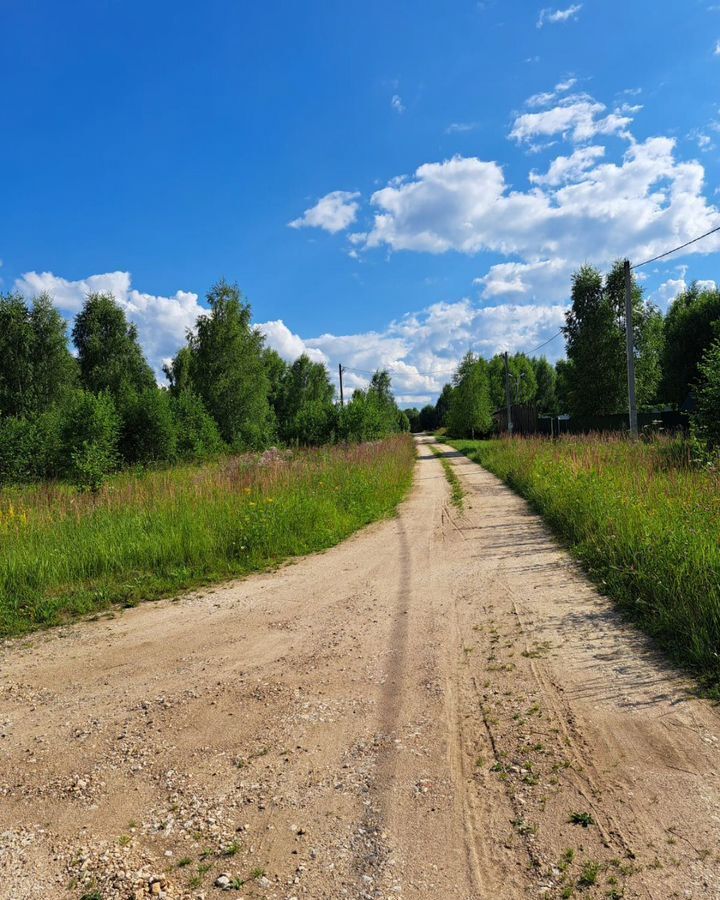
xmin=119 ymin=388 xmax=178 ymax=465
xmin=692 ymin=337 xmax=720 ymax=450
xmin=171 ymin=391 xmax=225 ymax=460
xmin=59 ymin=390 xmax=120 ymax=488
xmin=0 ymin=417 xmax=38 ymax=482
xmin=292 ymin=400 xmax=337 ymax=446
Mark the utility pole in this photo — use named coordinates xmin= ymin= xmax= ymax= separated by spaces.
xmin=503 ymin=351 xmax=513 ymax=436
xmin=338 ymin=363 xmax=345 ymax=407
xmin=623 ymin=259 xmax=638 ymax=438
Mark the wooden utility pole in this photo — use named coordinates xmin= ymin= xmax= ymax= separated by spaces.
xmin=504 ymin=351 xmax=513 ymax=436
xmin=623 ymin=260 xmax=638 ymax=438
xmin=338 ymin=364 xmax=345 ymax=407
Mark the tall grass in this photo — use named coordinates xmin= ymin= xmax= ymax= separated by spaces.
xmin=445 ymin=435 xmax=720 ymax=691
xmin=0 ymin=436 xmax=415 ymax=637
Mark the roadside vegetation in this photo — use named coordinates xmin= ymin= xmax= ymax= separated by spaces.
xmin=0 ymin=436 xmax=415 ymax=637
xmin=430 ymin=444 xmax=464 ymax=508
xmin=406 ymin=264 xmax=720 ymax=441
xmin=0 ymin=280 xmax=410 ymax=491
xmin=444 ymin=434 xmax=720 ymax=692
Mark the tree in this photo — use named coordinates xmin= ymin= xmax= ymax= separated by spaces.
xmin=532 ymin=357 xmax=558 ymax=414
xmin=487 ymin=353 xmax=537 ymax=409
xmin=555 ymin=359 xmax=572 ymax=412
xmin=119 ymin=388 xmax=178 ymax=464
xmin=691 ymin=337 xmax=720 ymax=448
xmin=661 ymin=284 xmax=720 ymax=406
xmin=434 ymin=383 xmax=453 ymax=428
xmin=164 ymin=346 xmax=194 ymax=397
xmin=563 ymin=262 xmax=658 ymax=416
xmin=274 ymin=354 xmax=334 ymax=443
xmin=446 ymin=353 xmax=492 ymax=438
xmin=73 ymin=293 xmax=155 ymax=399
xmin=635 ymin=303 xmax=664 ymax=408
xmin=0 ymin=292 xmax=77 ymax=419
xmin=186 ymin=280 xmax=273 ymax=449
xmin=404 ymin=407 xmax=421 ymax=432
xmin=29 ymin=293 xmax=77 ymax=412
xmin=417 ymin=405 xmax=437 ymax=432
xmin=0 ymin=292 xmax=34 ymax=418
xmin=563 ymin=265 xmax=626 ymax=416
xmin=171 ymin=390 xmax=225 ymax=460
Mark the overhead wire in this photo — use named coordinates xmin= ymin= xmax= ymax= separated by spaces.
xmin=342 ymin=225 xmax=720 ymax=382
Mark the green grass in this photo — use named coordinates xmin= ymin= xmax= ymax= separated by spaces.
xmin=442 ymin=434 xmax=720 ymax=691
xmin=0 ymin=436 xmax=415 ymax=637
xmin=430 ymin=444 xmax=464 ymax=508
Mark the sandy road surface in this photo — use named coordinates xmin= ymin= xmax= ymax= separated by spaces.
xmin=2 ymin=436 xmax=720 ymax=900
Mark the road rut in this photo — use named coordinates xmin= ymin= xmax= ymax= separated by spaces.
xmin=2 ymin=435 xmax=720 ymax=899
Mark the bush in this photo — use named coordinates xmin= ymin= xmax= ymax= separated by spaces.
xmin=292 ymin=400 xmax=337 ymax=446
xmin=59 ymin=390 xmax=120 ymax=489
xmin=119 ymin=388 xmax=178 ymax=465
xmin=0 ymin=418 xmax=38 ymax=482
xmin=692 ymin=338 xmax=720 ymax=451
xmin=171 ymin=391 xmax=225 ymax=460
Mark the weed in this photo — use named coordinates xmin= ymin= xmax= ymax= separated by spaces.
xmin=177 ymin=857 xmax=192 ymax=868
xmin=430 ymin=445 xmax=464 ymax=508
xmin=577 ymin=860 xmax=600 ymax=887
xmin=118 ymin=835 xmax=131 ymax=847
xmin=569 ymin=811 xmax=595 ymax=828
xmin=0 ymin=437 xmax=415 ymax=637
xmin=444 ymin=436 xmax=720 ymax=689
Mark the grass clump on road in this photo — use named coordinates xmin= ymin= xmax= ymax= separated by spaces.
xmin=0 ymin=435 xmax=414 ymax=637
xmin=443 ymin=435 xmax=720 ymax=692
xmin=430 ymin=444 xmax=464 ymax=509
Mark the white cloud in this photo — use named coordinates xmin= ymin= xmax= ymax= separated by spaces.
xmin=715 ymin=39 xmax=720 ymax=55
xmin=15 ymin=270 xmax=204 ymax=380
xmin=537 ymin=4 xmax=582 ymax=28
xmin=15 ymin=270 xmax=132 ymax=313
xmin=529 ymin=145 xmax=605 ymax=185
xmin=511 ymin=93 xmax=634 ymax=144
xmin=257 ymin=320 xmax=328 ymax=365
xmin=445 ymin=121 xmax=479 ymax=133
xmin=391 ymin=94 xmax=405 ymax=114
xmin=356 ymin=131 xmax=720 ymax=305
xmin=300 ymin=297 xmax=566 ymax=402
xmin=526 ymin=78 xmax=577 ymax=108
xmin=12 ymin=266 xmax=569 ymax=404
xmin=289 ymin=190 xmax=360 ymax=234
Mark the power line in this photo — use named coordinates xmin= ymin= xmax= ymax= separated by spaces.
xmin=630 ymin=224 xmax=720 ymax=270
xmin=524 ymin=329 xmax=564 ymax=356
xmin=342 ymin=363 xmax=448 ymax=381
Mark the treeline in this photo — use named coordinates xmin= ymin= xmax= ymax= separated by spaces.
xmin=407 ymin=260 xmax=720 ymax=441
xmin=0 ymin=280 xmax=408 ymax=489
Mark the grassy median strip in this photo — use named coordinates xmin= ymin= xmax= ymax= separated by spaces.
xmin=0 ymin=436 xmax=415 ymax=637
xmin=430 ymin=444 xmax=464 ymax=509
xmin=443 ymin=435 xmax=720 ymax=693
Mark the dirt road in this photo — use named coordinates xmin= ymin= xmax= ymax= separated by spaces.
xmin=2 ymin=436 xmax=720 ymax=900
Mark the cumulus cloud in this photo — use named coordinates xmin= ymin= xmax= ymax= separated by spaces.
xmin=391 ymin=94 xmax=406 ymax=114
xmin=356 ymin=132 xmax=720 ymax=305
xmin=529 ymin=145 xmax=605 ymax=185
xmin=304 ymin=297 xmax=566 ymax=400
xmin=256 ymin=319 xmax=328 ymax=365
xmin=526 ymin=78 xmax=577 ymax=108
xmin=537 ymin=4 xmax=582 ymax=27
xmin=12 ymin=266 xmax=569 ymax=405
xmin=510 ymin=93 xmax=634 ymax=144
xmin=15 ymin=270 xmax=205 ymax=380
xmin=289 ymin=190 xmax=361 ymax=233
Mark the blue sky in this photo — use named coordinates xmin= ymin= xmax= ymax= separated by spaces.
xmin=3 ymin=0 xmax=720 ymax=405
